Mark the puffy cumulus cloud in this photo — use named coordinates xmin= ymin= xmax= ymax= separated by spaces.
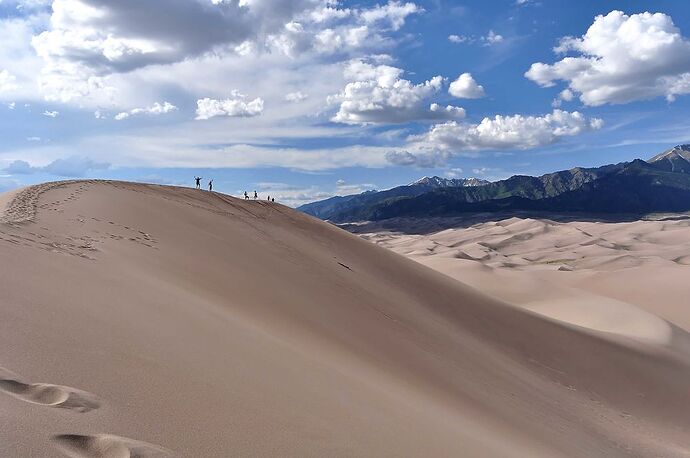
xmin=404 ymin=110 xmax=603 ymax=161
xmin=26 ymin=0 xmax=423 ymax=102
xmin=329 ymin=59 xmax=465 ymax=124
xmin=551 ymin=88 xmax=574 ymax=108
xmin=309 ymin=4 xmax=351 ymax=23
xmin=312 ymin=25 xmax=372 ymax=54
xmin=42 ymin=110 xmax=59 ymax=117
xmin=359 ymin=1 xmax=422 ymax=31
xmin=429 ymin=103 xmax=465 ymax=117
xmin=5 ymin=156 xmax=110 ymax=177
xmin=448 ymin=73 xmax=485 ymax=99
xmin=525 ymin=11 xmax=690 ymax=106
xmin=285 ymin=91 xmax=308 ymax=102
xmin=482 ymin=30 xmax=503 ymax=45
xmin=448 ymin=34 xmax=470 ymax=44
xmin=0 ymin=70 xmax=19 ymax=92
xmin=28 ymin=0 xmax=323 ymax=100
xmin=195 ymin=91 xmax=264 ymax=120
xmin=264 ymin=1 xmax=422 ymax=56
xmin=114 ymin=101 xmax=177 ymax=120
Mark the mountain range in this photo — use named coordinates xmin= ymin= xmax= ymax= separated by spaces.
xmin=298 ymin=145 xmax=690 ymax=222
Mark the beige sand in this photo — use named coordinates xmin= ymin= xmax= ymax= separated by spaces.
xmin=1 ymin=181 xmax=690 ymax=457
xmin=358 ymin=216 xmax=690 ymax=345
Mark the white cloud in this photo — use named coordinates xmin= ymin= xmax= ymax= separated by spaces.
xmin=255 ymin=179 xmax=376 ymax=206
xmin=449 ymin=73 xmax=485 ymax=98
xmin=551 ymin=88 xmax=574 ymax=107
xmin=525 ymin=11 xmax=690 ymax=106
xmin=559 ymin=88 xmax=574 ymax=101
xmin=195 ymin=91 xmax=264 ymax=120
xmin=114 ymin=101 xmax=177 ymax=121
xmin=429 ymin=103 xmax=465 ymax=117
xmin=448 ymin=34 xmax=470 ymax=44
xmin=360 ymin=1 xmax=422 ymax=31
xmin=311 ymin=24 xmax=377 ymax=55
xmin=6 ymin=102 xmax=16 ymax=110
xmin=444 ymin=167 xmax=463 ymax=178
xmin=24 ymin=0 xmax=423 ymax=103
xmin=393 ymin=109 xmax=603 ymax=166
xmin=27 ymin=0 xmax=327 ymax=101
xmin=310 ymin=5 xmax=352 ymax=23
xmin=448 ymin=31 xmax=502 ymax=47
xmin=42 ymin=110 xmax=59 ymax=117
xmin=329 ymin=59 xmax=464 ymax=124
xmin=483 ymin=30 xmax=503 ymax=45
xmin=0 ymin=69 xmax=19 ymax=92
xmin=285 ymin=91 xmax=309 ymax=102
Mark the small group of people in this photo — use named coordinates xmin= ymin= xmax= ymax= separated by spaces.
xmin=195 ymin=177 xmax=274 ymax=202
xmin=194 ymin=176 xmax=212 ymax=191
xmin=243 ymin=190 xmax=275 ymax=202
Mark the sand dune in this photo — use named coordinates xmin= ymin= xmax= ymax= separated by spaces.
xmin=1 ymin=181 xmax=690 ymax=456
xmin=359 ymin=216 xmax=690 ymax=338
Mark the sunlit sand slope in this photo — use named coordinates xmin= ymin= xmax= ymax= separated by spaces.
xmin=1 ymin=181 xmax=689 ymax=457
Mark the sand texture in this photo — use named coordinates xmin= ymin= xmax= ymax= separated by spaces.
xmin=1 ymin=181 xmax=690 ymax=457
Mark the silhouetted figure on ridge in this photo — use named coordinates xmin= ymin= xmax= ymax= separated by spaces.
xmin=194 ymin=176 xmax=202 ymax=189
xmin=244 ymin=191 xmax=249 ymax=200
xmin=253 ymin=191 xmax=258 ymax=200
xmin=208 ymin=180 xmax=213 ymax=192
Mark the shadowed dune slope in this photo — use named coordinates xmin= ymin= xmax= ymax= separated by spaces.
xmin=1 ymin=181 xmax=689 ymax=457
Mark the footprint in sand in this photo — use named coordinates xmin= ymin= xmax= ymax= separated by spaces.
xmin=53 ymin=434 xmax=171 ymax=458
xmin=0 ymin=372 xmax=99 ymax=413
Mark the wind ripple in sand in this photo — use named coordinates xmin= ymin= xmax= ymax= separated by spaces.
xmin=0 ymin=377 xmax=99 ymax=412
xmin=53 ymin=434 xmax=171 ymax=458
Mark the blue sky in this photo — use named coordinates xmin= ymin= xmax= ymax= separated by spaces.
xmin=1 ymin=0 xmax=690 ymax=205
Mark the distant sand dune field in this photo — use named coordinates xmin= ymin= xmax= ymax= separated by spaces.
xmin=358 ymin=216 xmax=690 ymax=342
xmin=1 ymin=181 xmax=690 ymax=457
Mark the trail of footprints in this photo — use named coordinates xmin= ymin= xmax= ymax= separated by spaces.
xmin=0 ymin=215 xmax=159 ymax=260
xmin=0 ymin=367 xmax=171 ymax=457
xmin=1 ymin=181 xmax=159 ymax=259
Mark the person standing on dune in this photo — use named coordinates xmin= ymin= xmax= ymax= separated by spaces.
xmin=244 ymin=191 xmax=249 ymax=200
xmin=195 ymin=177 xmax=202 ymax=189
xmin=208 ymin=180 xmax=213 ymax=192
xmin=254 ymin=191 xmax=258 ymax=200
